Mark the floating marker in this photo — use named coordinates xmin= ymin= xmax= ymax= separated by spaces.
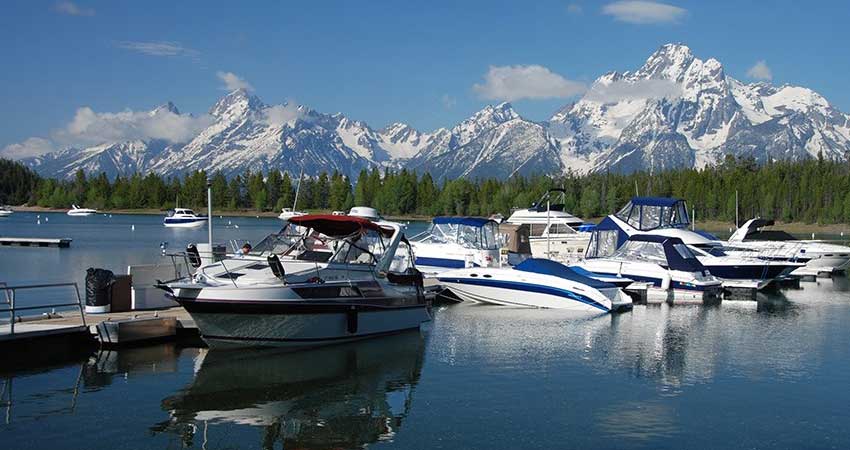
xmin=234 ymin=224 xmax=239 ymax=229
xmin=45 ymin=217 xmax=48 ymax=222
xmin=131 ymin=224 xmax=135 ymax=231
xmin=37 ymin=219 xmax=41 ymax=225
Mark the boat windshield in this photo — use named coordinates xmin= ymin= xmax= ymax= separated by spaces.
xmin=611 ymin=240 xmax=668 ymax=265
xmin=615 ymin=199 xmax=690 ymax=231
xmin=414 ymin=222 xmax=499 ymax=250
xmin=328 ymin=228 xmax=390 ymax=266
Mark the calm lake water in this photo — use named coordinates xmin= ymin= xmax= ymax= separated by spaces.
xmin=2 ymin=212 xmax=850 ymax=449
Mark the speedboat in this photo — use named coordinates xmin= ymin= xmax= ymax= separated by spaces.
xmin=506 ymin=189 xmax=593 ymax=263
xmin=159 ymin=214 xmax=432 ymax=348
xmin=410 ymin=217 xmax=501 ymax=276
xmin=586 ymin=197 xmax=802 ymax=289
xmin=578 ymin=234 xmax=723 ymax=302
xmin=725 ymin=218 xmax=850 ymax=276
xmin=67 ymin=204 xmax=97 ymax=216
xmin=437 ymin=258 xmax=632 ymax=312
xmin=0 ymin=206 xmax=12 ymax=217
xmin=164 ymin=208 xmax=208 ymax=228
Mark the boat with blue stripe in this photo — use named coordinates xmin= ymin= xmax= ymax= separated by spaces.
xmin=410 ymin=216 xmax=501 ymax=276
xmin=436 ymin=258 xmax=632 ymax=313
xmin=164 ymin=208 xmax=209 ymax=228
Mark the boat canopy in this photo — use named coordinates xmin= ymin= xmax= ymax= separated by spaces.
xmin=514 ymin=258 xmax=614 ymax=289
xmin=288 ymin=214 xmax=393 ymax=238
xmin=432 ymin=217 xmax=495 ymax=227
xmin=737 ymin=218 xmax=796 ymax=242
xmin=615 ymin=197 xmax=690 ymax=231
xmin=612 ymin=234 xmax=706 ymax=272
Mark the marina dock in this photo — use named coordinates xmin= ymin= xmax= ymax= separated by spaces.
xmin=0 ymin=237 xmax=72 ymax=248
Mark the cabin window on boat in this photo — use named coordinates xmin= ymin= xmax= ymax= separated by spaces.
xmin=673 ymin=243 xmax=697 ymax=260
xmin=640 ymin=206 xmax=662 ymax=230
xmin=613 ymin=240 xmax=666 ymax=265
xmin=586 ymin=230 xmax=619 ymax=257
xmin=530 ymin=224 xmax=546 ymax=237
xmin=549 ymin=223 xmax=575 ymax=235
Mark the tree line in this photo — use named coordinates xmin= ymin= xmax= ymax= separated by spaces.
xmin=2 ymin=155 xmax=850 ymax=224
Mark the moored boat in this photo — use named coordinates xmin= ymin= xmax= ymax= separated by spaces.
xmin=410 ymin=216 xmax=501 ymax=276
xmin=159 ymin=214 xmax=432 ymax=348
xmin=67 ymin=204 xmax=97 ymax=216
xmin=437 ymin=258 xmax=632 ymax=312
xmin=163 ymin=208 xmax=208 ymax=228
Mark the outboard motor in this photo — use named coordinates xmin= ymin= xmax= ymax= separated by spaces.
xmin=186 ymin=243 xmax=202 ymax=268
xmin=268 ymin=254 xmax=286 ymax=282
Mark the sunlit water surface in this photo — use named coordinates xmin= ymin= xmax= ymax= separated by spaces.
xmin=1 ymin=212 xmax=850 ymax=449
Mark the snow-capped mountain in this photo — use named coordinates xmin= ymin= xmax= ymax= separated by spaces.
xmin=21 ymin=43 xmax=850 ymax=180
xmin=551 ymin=44 xmax=850 ymax=173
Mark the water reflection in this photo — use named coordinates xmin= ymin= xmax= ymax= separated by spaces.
xmin=152 ymin=331 xmax=426 ymax=449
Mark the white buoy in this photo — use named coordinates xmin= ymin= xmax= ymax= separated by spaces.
xmin=37 ymin=219 xmax=41 ymax=225
xmin=228 ymin=220 xmax=232 ymax=225
xmin=37 ymin=214 xmax=40 ymax=218
xmin=45 ymin=217 xmax=48 ymax=222
xmin=131 ymin=224 xmax=135 ymax=231
xmin=234 ymin=224 xmax=239 ymax=229
xmin=109 ymin=214 xmax=112 ymax=218
xmin=812 ymin=233 xmax=815 ymax=239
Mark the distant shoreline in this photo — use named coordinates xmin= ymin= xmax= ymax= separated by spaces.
xmin=8 ymin=206 xmax=849 ymax=235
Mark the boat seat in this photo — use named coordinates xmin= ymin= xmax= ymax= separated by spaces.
xmin=268 ymin=254 xmax=286 ymax=282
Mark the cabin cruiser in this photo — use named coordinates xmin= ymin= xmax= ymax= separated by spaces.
xmin=410 ymin=217 xmax=501 ymax=276
xmin=163 ymin=208 xmax=208 ymax=228
xmin=578 ymin=234 xmax=723 ymax=302
xmin=506 ymin=189 xmax=593 ymax=263
xmin=586 ymin=197 xmax=803 ymax=288
xmin=67 ymin=204 xmax=97 ymax=216
xmin=0 ymin=206 xmax=12 ymax=217
xmin=159 ymin=214 xmax=432 ymax=348
xmin=724 ymin=218 xmax=850 ymax=276
xmin=437 ymin=258 xmax=632 ymax=312
xmin=278 ymin=207 xmax=306 ymax=221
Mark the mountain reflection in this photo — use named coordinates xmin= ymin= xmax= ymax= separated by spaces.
xmin=152 ymin=331 xmax=426 ymax=449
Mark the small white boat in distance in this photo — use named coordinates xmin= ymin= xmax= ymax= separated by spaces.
xmin=0 ymin=206 xmax=12 ymax=217
xmin=437 ymin=258 xmax=632 ymax=313
xmin=278 ymin=208 xmax=306 ymax=221
xmin=164 ymin=208 xmax=208 ymax=228
xmin=67 ymin=204 xmax=97 ymax=216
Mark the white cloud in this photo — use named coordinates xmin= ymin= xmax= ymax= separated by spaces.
xmin=53 ymin=1 xmax=94 ymax=16
xmin=1 ymin=137 xmax=56 ymax=159
xmin=441 ymin=94 xmax=457 ymax=109
xmin=115 ymin=41 xmax=199 ymax=59
xmin=746 ymin=60 xmax=773 ymax=81
xmin=473 ymin=65 xmax=586 ymax=102
xmin=567 ymin=3 xmax=583 ymax=14
xmin=53 ymin=106 xmax=213 ymax=146
xmin=602 ymin=1 xmax=686 ymax=24
xmin=584 ymin=79 xmax=682 ymax=103
xmin=262 ymin=104 xmax=304 ymax=128
xmin=216 ymin=71 xmax=254 ymax=92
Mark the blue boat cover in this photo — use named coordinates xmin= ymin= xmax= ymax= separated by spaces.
xmin=432 ymin=217 xmax=494 ymax=227
xmin=514 ymin=258 xmax=615 ymax=289
xmin=629 ymin=197 xmax=682 ymax=207
xmin=577 ymin=223 xmax=597 ymax=232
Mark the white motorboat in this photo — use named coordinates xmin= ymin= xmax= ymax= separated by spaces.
xmin=0 ymin=206 xmax=12 ymax=217
xmin=506 ymin=189 xmax=593 ymax=263
xmin=67 ymin=204 xmax=97 ymax=216
xmin=160 ymin=214 xmax=432 ymax=348
xmin=278 ymin=207 xmax=306 ymax=221
xmin=585 ymin=197 xmax=803 ymax=288
xmin=164 ymin=208 xmax=208 ymax=228
xmin=725 ymin=218 xmax=850 ymax=276
xmin=579 ymin=234 xmax=723 ymax=302
xmin=436 ymin=258 xmax=632 ymax=312
xmin=410 ymin=216 xmax=501 ymax=276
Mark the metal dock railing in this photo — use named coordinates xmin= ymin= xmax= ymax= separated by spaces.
xmin=1 ymin=282 xmax=86 ymax=336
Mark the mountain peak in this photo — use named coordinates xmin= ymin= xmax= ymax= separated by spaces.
xmin=152 ymin=101 xmax=180 ymax=115
xmin=210 ymin=89 xmax=264 ymax=117
xmin=636 ymin=43 xmax=696 ymax=81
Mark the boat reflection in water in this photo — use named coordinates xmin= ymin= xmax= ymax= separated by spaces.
xmin=152 ymin=331 xmax=426 ymax=449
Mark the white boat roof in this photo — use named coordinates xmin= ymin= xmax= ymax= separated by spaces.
xmin=506 ymin=208 xmax=583 ymax=225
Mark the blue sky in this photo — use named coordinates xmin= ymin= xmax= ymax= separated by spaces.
xmin=2 ymin=0 xmax=849 ymax=156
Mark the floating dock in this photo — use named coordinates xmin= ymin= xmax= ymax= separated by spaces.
xmin=0 ymin=237 xmax=72 ymax=248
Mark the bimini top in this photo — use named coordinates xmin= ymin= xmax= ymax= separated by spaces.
xmin=514 ymin=258 xmax=614 ymax=289
xmin=629 ymin=197 xmax=682 ymax=207
xmin=432 ymin=216 xmax=495 ymax=227
xmin=288 ymin=214 xmax=393 ymax=237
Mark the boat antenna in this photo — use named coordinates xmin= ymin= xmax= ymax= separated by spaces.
xmin=735 ymin=190 xmax=739 ymax=228
xmin=292 ymin=165 xmax=304 ymax=210
xmin=546 ymin=195 xmax=551 ymax=258
xmin=634 ymin=179 xmax=639 ymax=197
xmin=207 ymin=179 xmax=213 ymax=256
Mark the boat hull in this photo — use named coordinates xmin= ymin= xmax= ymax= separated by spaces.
xmin=164 ymin=218 xmax=208 ymax=228
xmin=173 ymin=294 xmax=431 ymax=349
xmin=438 ymin=278 xmax=612 ymax=312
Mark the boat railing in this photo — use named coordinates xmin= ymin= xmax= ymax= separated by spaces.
xmin=0 ymin=282 xmax=86 ymax=336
